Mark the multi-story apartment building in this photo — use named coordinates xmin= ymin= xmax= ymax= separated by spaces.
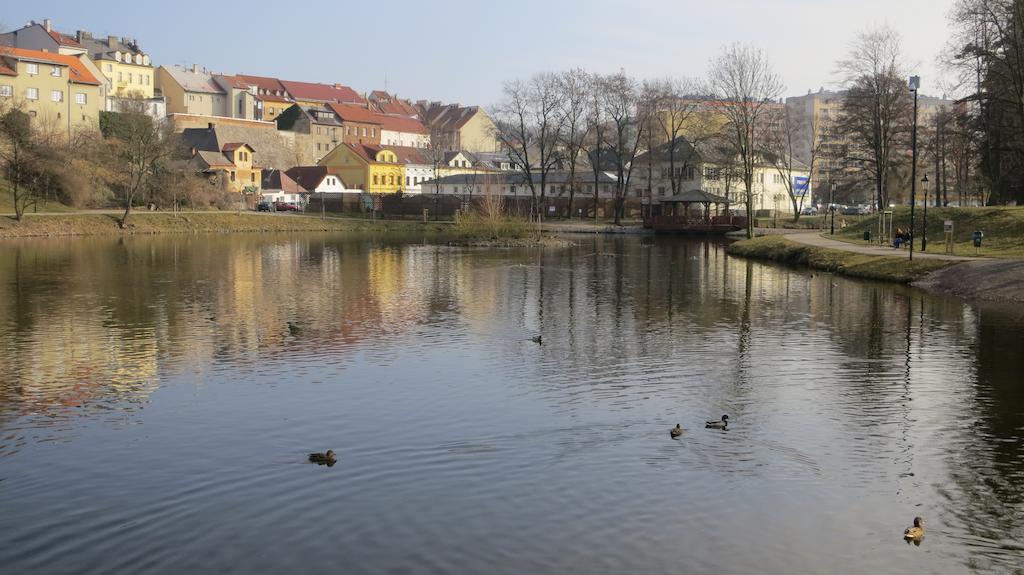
xmin=415 ymin=101 xmax=500 ymax=153
xmin=157 ymin=64 xmax=229 ymax=117
xmin=786 ymin=89 xmax=956 ymax=202
xmin=0 ymin=47 xmax=103 ymax=139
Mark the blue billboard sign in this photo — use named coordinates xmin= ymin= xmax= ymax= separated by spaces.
xmin=793 ymin=176 xmax=810 ymax=197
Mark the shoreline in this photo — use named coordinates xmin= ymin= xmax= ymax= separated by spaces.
xmin=0 ymin=212 xmax=451 ymax=239
xmin=726 ymin=235 xmax=1024 ymax=303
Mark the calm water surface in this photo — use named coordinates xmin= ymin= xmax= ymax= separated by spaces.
xmin=1 ymin=232 xmax=1022 ymax=574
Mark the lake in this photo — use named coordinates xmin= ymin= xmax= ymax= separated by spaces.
xmin=1 ymin=232 xmax=1022 ymax=574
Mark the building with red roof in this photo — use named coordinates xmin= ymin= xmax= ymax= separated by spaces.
xmin=281 ymin=80 xmax=364 ymax=107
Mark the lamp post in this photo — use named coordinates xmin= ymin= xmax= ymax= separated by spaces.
xmin=830 ymin=181 xmax=837 ymax=235
xmin=909 ymin=75 xmax=921 ymax=261
xmin=921 ymin=174 xmax=929 ymax=252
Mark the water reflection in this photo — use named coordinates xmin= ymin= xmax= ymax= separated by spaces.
xmin=0 ymin=233 xmax=1022 ymax=574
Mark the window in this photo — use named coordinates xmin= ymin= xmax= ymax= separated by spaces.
xmin=250 ymin=173 xmax=255 ymax=183
xmin=118 ymin=72 xmax=123 ymax=82
xmin=317 ymin=143 xmax=322 ymax=151
xmin=26 ymin=63 xmax=38 ymax=75
xmin=106 ymin=64 xmax=113 ymax=72
xmin=51 ymin=66 xmax=62 ymax=77
xmin=373 ymin=175 xmax=379 ymax=185
xmin=75 ymin=93 xmax=87 ymax=105
xmin=686 ymin=166 xmax=696 ymax=180
xmin=658 ymin=186 xmax=666 ymax=196
xmin=26 ymin=87 xmax=39 ymax=100
xmin=0 ymin=85 xmax=11 ymax=97
xmin=371 ymin=128 xmax=375 ymax=137
xmin=128 ymin=73 xmax=134 ymax=84
xmin=361 ymin=127 xmax=367 ymax=137
xmin=406 ymin=176 xmax=410 ymax=185
xmin=230 ymin=172 xmax=236 ymax=182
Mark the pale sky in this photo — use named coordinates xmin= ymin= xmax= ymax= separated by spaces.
xmin=5 ymin=0 xmax=957 ymax=106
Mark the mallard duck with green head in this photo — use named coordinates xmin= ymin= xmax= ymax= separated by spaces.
xmin=705 ymin=414 xmax=729 ymax=429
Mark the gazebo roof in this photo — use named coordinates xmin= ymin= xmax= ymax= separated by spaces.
xmin=660 ymin=189 xmax=731 ymax=204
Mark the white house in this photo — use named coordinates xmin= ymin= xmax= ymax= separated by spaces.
xmin=286 ymin=166 xmax=359 ymax=200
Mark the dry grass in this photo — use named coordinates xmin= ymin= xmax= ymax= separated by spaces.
xmin=0 ymin=212 xmax=449 ymax=239
xmin=727 ymin=235 xmax=954 ymax=283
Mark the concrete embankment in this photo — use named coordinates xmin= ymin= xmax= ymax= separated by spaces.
xmin=0 ymin=213 xmax=448 ymax=238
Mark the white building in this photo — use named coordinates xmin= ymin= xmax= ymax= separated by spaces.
xmin=633 ymin=137 xmax=812 ymax=216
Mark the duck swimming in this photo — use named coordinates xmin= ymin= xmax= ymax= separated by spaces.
xmin=903 ymin=517 xmax=925 ymax=540
xmin=288 ymin=321 xmax=302 ymax=335
xmin=532 ymin=335 xmax=542 ymax=345
xmin=670 ymin=424 xmax=682 ymax=438
xmin=308 ymin=449 xmax=336 ymax=466
xmin=705 ymin=414 xmax=729 ymax=429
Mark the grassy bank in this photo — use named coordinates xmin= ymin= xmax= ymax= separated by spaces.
xmin=0 ymin=212 xmax=450 ymax=238
xmin=726 ymin=235 xmax=954 ymax=283
xmin=835 ymin=206 xmax=1024 ymax=258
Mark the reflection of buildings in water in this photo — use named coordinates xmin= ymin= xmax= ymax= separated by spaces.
xmin=0 ymin=311 xmax=159 ymax=415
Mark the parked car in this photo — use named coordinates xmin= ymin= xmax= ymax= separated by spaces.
xmin=841 ymin=205 xmax=861 ymax=215
xmin=275 ymin=202 xmax=299 ymax=212
xmin=257 ymin=202 xmax=272 ymax=212
xmin=800 ymin=206 xmax=818 ymax=215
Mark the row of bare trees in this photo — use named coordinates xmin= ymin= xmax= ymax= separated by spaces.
xmin=492 ymin=44 xmax=787 ymax=234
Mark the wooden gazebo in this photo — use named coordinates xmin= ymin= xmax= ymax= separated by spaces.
xmin=645 ymin=189 xmax=745 ymax=234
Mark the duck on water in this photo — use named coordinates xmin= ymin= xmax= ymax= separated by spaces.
xmin=705 ymin=415 xmax=729 ymax=429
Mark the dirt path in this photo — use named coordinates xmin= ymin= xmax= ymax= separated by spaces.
xmin=784 ymin=231 xmax=979 ymax=261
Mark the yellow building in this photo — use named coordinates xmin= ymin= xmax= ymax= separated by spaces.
xmin=74 ymin=32 xmax=154 ymax=99
xmin=0 ymin=47 xmax=103 ymax=139
xmin=318 ymin=143 xmax=405 ymax=194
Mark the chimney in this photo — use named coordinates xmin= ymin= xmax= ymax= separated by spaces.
xmin=43 ymin=19 xmax=52 ymax=32
xmin=108 ymin=35 xmax=117 ymax=47
xmin=192 ymin=63 xmax=199 ymax=74
xmin=207 ymin=122 xmax=215 ymax=131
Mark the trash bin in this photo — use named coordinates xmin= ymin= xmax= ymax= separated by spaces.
xmin=863 ymin=231 xmax=871 ymax=242
xmin=973 ymin=230 xmax=984 ymax=248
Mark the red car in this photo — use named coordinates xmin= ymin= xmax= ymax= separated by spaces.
xmin=275 ymin=202 xmax=299 ymax=212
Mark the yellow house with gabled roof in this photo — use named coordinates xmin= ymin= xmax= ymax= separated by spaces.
xmin=318 ymin=143 xmax=405 ymax=195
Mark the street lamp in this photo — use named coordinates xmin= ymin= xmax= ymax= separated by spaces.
xmin=830 ymin=181 xmax=837 ymax=235
xmin=921 ymin=174 xmax=929 ymax=252
xmin=909 ymin=75 xmax=921 ymax=261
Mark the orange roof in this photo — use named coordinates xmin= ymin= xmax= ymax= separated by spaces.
xmin=3 ymin=47 xmax=101 ymax=85
xmin=377 ymin=114 xmax=427 ymax=135
xmin=327 ymin=103 xmax=383 ymax=125
xmin=48 ymin=30 xmax=83 ymax=48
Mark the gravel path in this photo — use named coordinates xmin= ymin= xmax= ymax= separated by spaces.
xmin=783 ymin=231 xmax=979 ymax=261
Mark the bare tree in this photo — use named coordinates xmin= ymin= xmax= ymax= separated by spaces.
xmin=584 ymin=75 xmax=610 ymax=220
xmin=761 ymin=106 xmax=813 ymax=220
xmin=0 ymin=106 xmax=42 ymax=221
xmin=102 ymin=107 xmax=175 ymax=227
xmin=649 ymin=78 xmax=715 ymax=195
xmin=836 ymin=26 xmax=911 ymax=211
xmin=602 ymin=71 xmax=649 ymax=225
xmin=493 ymin=73 xmax=564 ymax=221
xmin=556 ymin=68 xmax=592 ymax=218
xmin=708 ymin=43 xmax=785 ymax=238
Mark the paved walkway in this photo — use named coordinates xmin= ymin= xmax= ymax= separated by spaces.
xmin=783 ymin=231 xmax=980 ymax=261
